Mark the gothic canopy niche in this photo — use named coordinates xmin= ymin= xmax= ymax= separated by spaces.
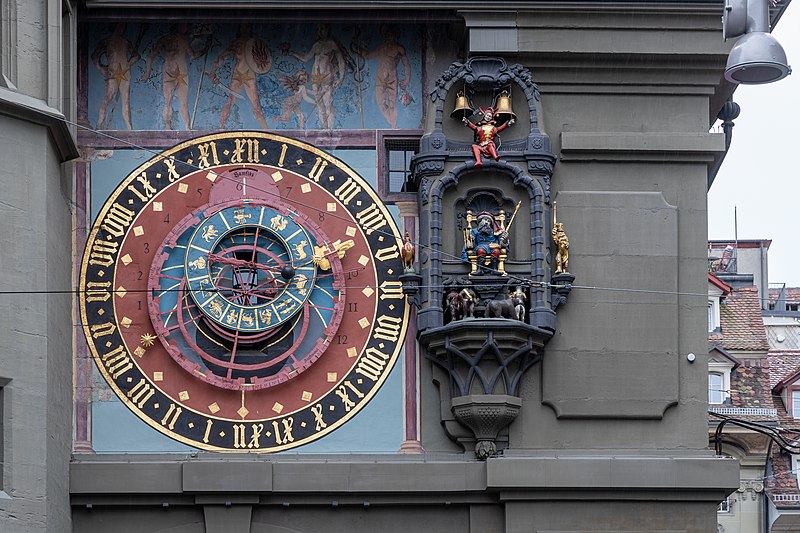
xmin=413 ymin=56 xmax=563 ymax=334
xmin=409 ymin=57 xmax=573 ymax=458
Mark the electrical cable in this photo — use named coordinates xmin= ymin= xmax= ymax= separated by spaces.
xmin=5 ymin=100 xmax=796 ymax=305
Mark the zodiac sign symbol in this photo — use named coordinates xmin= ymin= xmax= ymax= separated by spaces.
xmin=259 ymin=308 xmax=272 ymax=324
xmin=270 ymin=214 xmax=288 ymax=231
xmin=279 ymin=302 xmax=297 ymax=315
xmin=226 ymin=309 xmax=238 ymax=325
xmin=201 ymin=225 xmax=219 ymax=242
xmin=208 ymin=300 xmax=223 ymax=317
xmin=198 ymin=279 xmax=213 ymax=297
xmin=293 ymin=240 xmax=308 ymax=260
xmin=241 ymin=313 xmax=254 ymax=327
xmin=294 ymin=274 xmax=309 ymax=296
xmin=233 ymin=209 xmax=252 ymax=225
xmin=188 ymin=256 xmax=207 ymax=270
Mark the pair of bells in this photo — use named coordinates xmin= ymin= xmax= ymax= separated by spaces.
xmin=451 ymin=91 xmax=516 ymax=122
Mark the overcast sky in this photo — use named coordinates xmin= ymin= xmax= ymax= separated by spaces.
xmin=708 ymin=2 xmax=799 ymax=285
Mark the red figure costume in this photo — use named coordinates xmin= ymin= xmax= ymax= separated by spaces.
xmin=464 ymin=109 xmax=513 ymax=167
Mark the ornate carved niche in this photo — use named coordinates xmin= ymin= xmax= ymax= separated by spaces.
xmin=410 ymin=57 xmax=574 ymax=459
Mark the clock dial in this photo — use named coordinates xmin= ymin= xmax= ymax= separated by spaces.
xmin=80 ymin=132 xmax=408 ymax=451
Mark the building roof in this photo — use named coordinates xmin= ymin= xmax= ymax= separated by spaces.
xmin=770 ymin=352 xmax=800 ymax=392
xmin=714 ymin=286 xmax=770 ymax=352
xmin=709 ymin=239 xmax=772 ymax=250
xmin=769 ymin=287 xmax=800 ymax=307
xmin=708 ymin=272 xmax=731 ymax=294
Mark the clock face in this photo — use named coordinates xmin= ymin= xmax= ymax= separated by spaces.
xmin=80 ymin=132 xmax=408 ymax=451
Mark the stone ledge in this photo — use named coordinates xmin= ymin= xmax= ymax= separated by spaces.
xmin=0 ymin=87 xmax=79 ymax=162
xmin=70 ymin=454 xmax=737 ymax=499
xmin=560 ymin=131 xmax=724 ymax=162
xmin=486 ymin=455 xmax=739 ymax=495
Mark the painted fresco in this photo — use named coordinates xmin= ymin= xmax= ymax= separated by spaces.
xmin=88 ymin=22 xmax=422 ymax=131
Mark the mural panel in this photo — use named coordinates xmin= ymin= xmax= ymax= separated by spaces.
xmin=87 ymin=22 xmax=423 ymax=131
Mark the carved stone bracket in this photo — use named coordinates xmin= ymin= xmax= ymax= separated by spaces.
xmin=737 ymin=479 xmax=764 ymax=500
xmin=451 ymin=395 xmax=522 ymax=460
xmin=551 ymin=272 xmax=575 ymax=311
xmin=420 ymin=318 xmax=550 ymax=459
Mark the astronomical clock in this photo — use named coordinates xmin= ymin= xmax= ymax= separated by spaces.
xmin=79 ymin=132 xmax=408 ymax=451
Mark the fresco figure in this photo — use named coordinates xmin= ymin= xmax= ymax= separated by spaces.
xmin=283 ymin=24 xmax=346 ymax=130
xmin=274 ymin=71 xmax=316 ymax=129
xmin=209 ymin=23 xmax=271 ymax=129
xmin=366 ymin=25 xmax=411 ymax=128
xmin=92 ymin=23 xmax=141 ymax=130
xmin=140 ymin=24 xmax=205 ymax=129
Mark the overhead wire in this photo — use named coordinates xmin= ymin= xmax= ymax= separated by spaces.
xmin=4 ymin=100 xmax=796 ymax=303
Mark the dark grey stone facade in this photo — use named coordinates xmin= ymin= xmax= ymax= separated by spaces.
xmin=0 ymin=0 xmax=777 ymax=531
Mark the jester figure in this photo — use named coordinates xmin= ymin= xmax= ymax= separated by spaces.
xmin=462 ymin=107 xmax=515 ymax=167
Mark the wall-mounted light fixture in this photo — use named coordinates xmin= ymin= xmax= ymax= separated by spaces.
xmin=723 ymin=0 xmax=791 ymax=84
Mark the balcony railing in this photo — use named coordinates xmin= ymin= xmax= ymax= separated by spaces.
xmin=709 ymin=406 xmax=778 ymax=417
xmin=771 ymin=494 xmax=800 ymax=503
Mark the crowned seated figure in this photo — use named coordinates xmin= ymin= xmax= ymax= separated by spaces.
xmin=462 ymin=210 xmax=509 ymax=275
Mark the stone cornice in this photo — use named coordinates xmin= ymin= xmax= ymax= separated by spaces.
xmin=0 ymin=87 xmax=79 ymax=162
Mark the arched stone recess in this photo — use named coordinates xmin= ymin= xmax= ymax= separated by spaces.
xmin=424 ymin=160 xmax=553 ymax=332
xmin=411 ymin=57 xmax=573 ymax=458
xmin=412 ymin=56 xmax=562 ymax=334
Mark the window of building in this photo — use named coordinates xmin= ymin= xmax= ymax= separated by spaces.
xmin=718 ymin=496 xmax=731 ymax=513
xmin=385 ymin=138 xmax=418 ymax=194
xmin=709 ymin=372 xmax=725 ymax=404
xmin=792 ymin=390 xmax=800 ymax=419
xmin=708 ymin=349 xmax=736 ymax=405
xmin=708 ymin=301 xmax=715 ymax=332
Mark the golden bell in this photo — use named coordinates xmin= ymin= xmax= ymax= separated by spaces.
xmin=451 ymin=92 xmax=472 ymax=120
xmin=494 ymin=91 xmax=516 ymax=122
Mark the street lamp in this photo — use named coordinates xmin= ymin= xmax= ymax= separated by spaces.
xmin=723 ymin=0 xmax=791 ymax=84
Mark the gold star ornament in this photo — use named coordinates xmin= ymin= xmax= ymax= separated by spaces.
xmin=140 ymin=333 xmax=157 ymax=347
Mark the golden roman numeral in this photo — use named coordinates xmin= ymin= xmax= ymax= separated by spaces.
xmin=272 ymin=418 xmax=295 ymax=445
xmin=127 ymin=379 xmax=154 ymax=408
xmin=355 ymin=347 xmax=391 ymax=382
xmin=278 ymin=143 xmax=288 ymax=167
xmin=102 ymin=345 xmax=132 ymax=379
xmin=307 ymin=157 xmax=328 ymax=182
xmin=88 ymin=239 xmax=119 ymax=267
xmin=197 ymin=141 xmax=220 ymax=169
xmin=164 ymin=156 xmax=181 ymax=182
xmin=127 ymin=172 xmax=156 ymax=202
xmin=85 ymin=281 xmax=112 ymax=303
xmin=355 ymin=203 xmax=388 ymax=236
xmin=374 ymin=315 xmax=402 ymax=342
xmin=90 ymin=321 xmax=116 ymax=339
xmin=101 ymin=203 xmax=135 ymax=238
xmin=311 ymin=403 xmax=327 ymax=431
xmin=160 ymin=403 xmax=182 ymax=430
xmin=379 ymin=280 xmax=404 ymax=300
xmin=231 ymin=138 xmax=260 ymax=164
xmin=203 ymin=419 xmax=213 ymax=444
xmin=333 ymin=177 xmax=361 ymax=205
xmin=233 ymin=424 xmax=246 ymax=449
xmin=374 ymin=245 xmax=400 ymax=262
xmin=334 ymin=381 xmax=366 ymax=412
